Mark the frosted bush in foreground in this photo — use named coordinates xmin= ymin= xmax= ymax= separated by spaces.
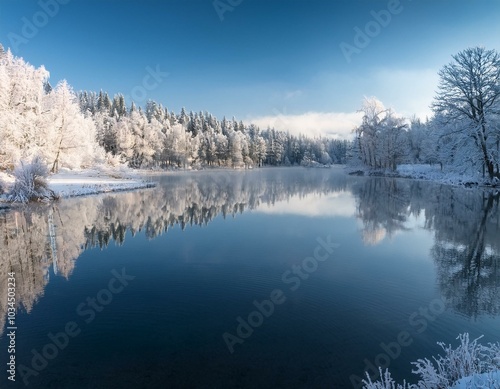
xmin=363 ymin=334 xmax=500 ymax=389
xmin=8 ymin=156 xmax=56 ymax=203
xmin=363 ymin=369 xmax=412 ymax=389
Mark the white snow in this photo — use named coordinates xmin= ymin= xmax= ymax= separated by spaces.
xmin=0 ymin=170 xmax=14 ymax=185
xmin=47 ymin=168 xmax=155 ymax=198
xmin=450 ymin=371 xmax=500 ymax=388
xmin=396 ymin=164 xmax=485 ymax=186
xmin=0 ymin=167 xmax=155 ymax=203
xmin=347 ymin=164 xmax=499 ymax=188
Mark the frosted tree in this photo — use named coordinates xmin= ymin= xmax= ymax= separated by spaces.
xmin=377 ymin=113 xmax=408 ymax=170
xmin=433 ymin=47 xmax=500 ymax=180
xmin=115 ymin=115 xmax=135 ymax=162
xmin=111 ymin=94 xmax=127 ymax=118
xmin=407 ymin=117 xmax=427 ymax=163
xmin=0 ymin=49 xmax=49 ymax=169
xmin=353 ymin=97 xmax=408 ymax=170
xmin=228 ymin=129 xmax=244 ymax=168
xmin=255 ymin=135 xmax=267 ymax=167
xmin=0 ymin=50 xmax=104 ymax=172
xmin=148 ymin=117 xmax=167 ymax=167
xmin=43 ymin=80 xmax=101 ymax=172
xmin=419 ymin=120 xmax=442 ymax=167
xmin=199 ymin=128 xmax=218 ymax=166
xmin=96 ymin=90 xmax=111 ymax=114
xmin=354 ymin=97 xmax=387 ymax=168
xmin=127 ymin=109 xmax=155 ymax=168
xmin=214 ymin=132 xmax=229 ymax=166
xmin=178 ymin=107 xmax=188 ymax=125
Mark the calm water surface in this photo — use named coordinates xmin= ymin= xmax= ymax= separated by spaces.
xmin=0 ymin=167 xmax=499 ymax=388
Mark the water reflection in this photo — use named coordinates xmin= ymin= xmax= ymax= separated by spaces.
xmin=429 ymin=188 xmax=500 ymax=318
xmin=351 ymin=179 xmax=414 ymax=245
xmin=1 ymin=169 xmax=499 ymax=336
xmin=0 ymin=169 xmax=349 ymax=334
xmin=353 ymin=178 xmax=500 ymax=317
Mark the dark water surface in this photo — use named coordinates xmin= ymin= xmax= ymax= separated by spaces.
xmin=1 ymin=167 xmax=499 ymax=388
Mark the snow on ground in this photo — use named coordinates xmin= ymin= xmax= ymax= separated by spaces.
xmin=0 ymin=166 xmax=155 ymax=204
xmin=0 ymin=171 xmax=13 ymax=208
xmin=0 ymin=170 xmax=15 ymax=186
xmin=450 ymin=371 xmax=500 ymax=388
xmin=397 ymin=164 xmax=485 ymax=186
xmin=348 ymin=164 xmax=500 ymax=188
xmin=47 ymin=167 xmax=155 ymax=198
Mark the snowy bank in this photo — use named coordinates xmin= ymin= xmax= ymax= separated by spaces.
xmin=451 ymin=371 xmax=500 ymax=388
xmin=396 ymin=164 xmax=499 ymax=187
xmin=0 ymin=167 xmax=155 ymax=204
xmin=347 ymin=164 xmax=500 ymax=188
xmin=47 ymin=168 xmax=155 ymax=198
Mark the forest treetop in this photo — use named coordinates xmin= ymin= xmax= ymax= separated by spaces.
xmin=0 ymin=43 xmax=348 ymax=173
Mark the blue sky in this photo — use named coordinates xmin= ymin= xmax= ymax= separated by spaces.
xmin=1 ymin=0 xmax=500 ymax=138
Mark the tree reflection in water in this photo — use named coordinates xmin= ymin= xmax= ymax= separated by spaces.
xmin=352 ymin=178 xmax=500 ymax=318
xmin=0 ymin=169 xmax=499 ymax=335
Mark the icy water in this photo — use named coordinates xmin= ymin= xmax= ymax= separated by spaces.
xmin=1 ymin=167 xmax=499 ymax=388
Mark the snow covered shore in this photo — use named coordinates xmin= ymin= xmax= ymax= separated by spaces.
xmin=0 ymin=167 xmax=155 ymax=205
xmin=47 ymin=168 xmax=156 ymax=198
xmin=451 ymin=371 xmax=500 ymax=388
xmin=348 ymin=164 xmax=500 ymax=188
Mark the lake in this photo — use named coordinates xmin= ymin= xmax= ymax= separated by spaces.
xmin=1 ymin=167 xmax=499 ymax=388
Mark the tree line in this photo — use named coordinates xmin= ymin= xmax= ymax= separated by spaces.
xmin=0 ymin=43 xmax=348 ymax=173
xmin=3 ymin=43 xmax=498 ymax=180
xmin=77 ymin=90 xmax=349 ymax=169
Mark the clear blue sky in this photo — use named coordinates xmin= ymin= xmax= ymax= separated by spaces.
xmin=1 ymin=0 xmax=500 ymax=137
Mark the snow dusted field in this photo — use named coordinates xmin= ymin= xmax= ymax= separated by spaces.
xmin=0 ymin=167 xmax=155 ymax=203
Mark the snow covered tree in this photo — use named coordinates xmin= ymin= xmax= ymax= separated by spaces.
xmin=0 ymin=49 xmax=49 ymax=169
xmin=0 ymin=47 xmax=352 ymax=173
xmin=433 ymin=47 xmax=500 ymax=180
xmin=407 ymin=117 xmax=427 ymax=163
xmin=354 ymin=97 xmax=386 ymax=168
xmin=352 ymin=97 xmax=408 ymax=170
xmin=96 ymin=90 xmax=111 ymax=114
xmin=228 ymin=128 xmax=244 ymax=168
xmin=111 ymin=94 xmax=127 ymax=118
xmin=0 ymin=50 xmax=104 ymax=172
xmin=43 ymin=80 xmax=102 ymax=172
xmin=377 ymin=114 xmax=408 ymax=170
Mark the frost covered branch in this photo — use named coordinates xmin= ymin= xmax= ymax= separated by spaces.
xmin=363 ymin=334 xmax=500 ymax=389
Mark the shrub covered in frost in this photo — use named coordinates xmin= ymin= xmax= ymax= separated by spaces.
xmin=8 ymin=156 xmax=56 ymax=203
xmin=363 ymin=334 xmax=500 ymax=389
xmin=363 ymin=368 xmax=412 ymax=389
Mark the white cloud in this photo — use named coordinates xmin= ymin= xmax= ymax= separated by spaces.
xmin=247 ymin=111 xmax=362 ymax=139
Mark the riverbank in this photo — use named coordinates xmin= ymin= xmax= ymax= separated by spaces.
xmin=347 ymin=164 xmax=500 ymax=189
xmin=0 ymin=166 xmax=155 ymax=206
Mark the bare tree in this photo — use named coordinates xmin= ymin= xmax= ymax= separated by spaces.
xmin=433 ymin=47 xmax=500 ymax=180
xmin=354 ymin=97 xmax=408 ymax=170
